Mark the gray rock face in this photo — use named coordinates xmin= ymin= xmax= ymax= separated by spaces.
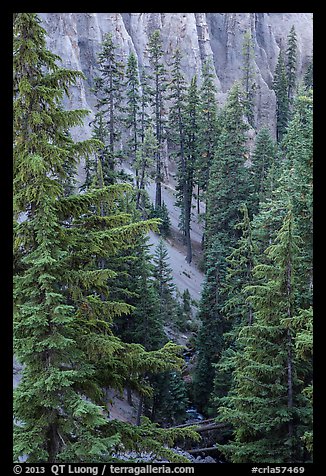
xmin=38 ymin=12 xmax=313 ymax=143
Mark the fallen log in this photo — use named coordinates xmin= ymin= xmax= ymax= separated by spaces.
xmin=171 ymin=418 xmax=215 ymax=429
xmin=188 ymin=446 xmax=219 ymax=455
xmin=171 ymin=420 xmax=229 ymax=433
xmin=195 ymin=422 xmax=229 ymax=433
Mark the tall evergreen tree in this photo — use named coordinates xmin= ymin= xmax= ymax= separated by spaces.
xmin=251 ymin=127 xmax=277 ymax=210
xmin=152 ymin=238 xmax=176 ymax=324
xmin=241 ymin=29 xmax=256 ymax=127
xmin=124 ymin=52 xmax=141 ymax=187
xmin=92 ymin=33 xmax=125 ymax=184
xmin=134 ymin=126 xmax=157 ymax=210
xmin=273 ymin=49 xmax=289 ymax=142
xmin=205 ymin=82 xmax=252 ymax=253
xmin=195 ymin=59 xmax=219 ymax=212
xmin=14 ymin=13 xmax=118 ymax=462
xmin=304 ymin=59 xmax=313 ymax=90
xmin=217 ymin=209 xmax=308 ymax=463
xmin=212 ymin=204 xmax=256 ymax=410
xmin=147 ymin=30 xmax=168 ymax=209
xmin=139 ymin=67 xmax=153 ymax=143
xmin=281 ymin=89 xmax=313 ymax=309
xmin=168 ymin=49 xmax=194 ymax=263
xmin=286 ymin=25 xmax=298 ymax=102
xmin=152 ymin=370 xmax=189 ymax=426
xmin=193 ymin=82 xmax=252 ymax=413
xmin=13 ymin=14 xmax=198 ymax=463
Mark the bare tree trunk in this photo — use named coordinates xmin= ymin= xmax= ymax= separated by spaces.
xmin=127 ymin=387 xmax=133 ymax=406
xmin=136 ymin=395 xmax=143 ymax=426
xmin=197 ymin=184 xmax=200 ymax=215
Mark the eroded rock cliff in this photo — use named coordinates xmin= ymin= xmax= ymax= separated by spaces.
xmin=39 ymin=12 xmax=313 ymax=175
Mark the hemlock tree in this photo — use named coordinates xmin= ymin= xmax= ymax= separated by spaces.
xmin=13 ymin=13 xmax=117 ymax=462
xmin=273 ymin=50 xmax=289 ymax=142
xmin=204 ymin=82 xmax=252 ymax=253
xmin=251 ymin=127 xmax=277 ymax=209
xmin=281 ymin=89 xmax=313 ymax=309
xmin=193 ymin=82 xmax=252 ymax=413
xmin=13 ymin=13 xmax=199 ymax=463
xmin=195 ymin=59 xmax=219 ymax=212
xmin=175 ymin=288 xmax=193 ymax=331
xmin=83 ymin=110 xmax=110 ymax=192
xmin=139 ymin=67 xmax=153 ymax=143
xmin=152 ymin=238 xmax=177 ymax=324
xmin=304 ymin=59 xmax=313 ymax=90
xmin=124 ymin=52 xmax=142 ymax=189
xmin=217 ymin=209 xmax=308 ymax=463
xmin=92 ymin=33 xmax=125 ymax=184
xmin=152 ymin=370 xmax=189 ymax=426
xmin=212 ymin=205 xmax=256 ymax=412
xmin=177 ymin=75 xmax=200 ymax=263
xmin=147 ymin=30 xmax=168 ymax=209
xmin=241 ymin=29 xmax=256 ymax=127
xmin=286 ymin=25 xmax=298 ymax=103
xmin=134 ymin=127 xmax=157 ymax=210
xmin=168 ymin=49 xmax=192 ymax=261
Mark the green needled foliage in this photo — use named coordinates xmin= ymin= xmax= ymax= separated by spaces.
xmin=212 ymin=206 xmax=255 ymax=402
xmin=273 ymin=50 xmax=289 ymax=143
xmin=134 ymin=126 xmax=157 ymax=210
xmin=251 ymin=127 xmax=277 ymax=210
xmin=13 ymin=13 xmax=198 ymax=463
xmin=124 ymin=52 xmax=142 ymax=182
xmin=152 ymin=238 xmax=177 ymax=324
xmin=168 ymin=49 xmax=194 ymax=263
xmin=91 ymin=33 xmax=125 ymax=184
xmin=193 ymin=82 xmax=253 ymax=414
xmin=217 ymin=210 xmax=308 ymax=463
xmin=304 ymin=60 xmax=313 ymax=90
xmin=241 ymin=29 xmax=256 ymax=128
xmin=195 ymin=60 xmax=219 ymax=208
xmin=147 ymin=30 xmax=168 ymax=209
xmin=286 ymin=26 xmax=298 ymax=103
xmin=215 ymin=90 xmax=312 ymax=463
xmin=13 ymin=12 xmax=313 ymax=465
xmin=281 ymin=89 xmax=313 ymax=309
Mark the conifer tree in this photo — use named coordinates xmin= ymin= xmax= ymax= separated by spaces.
xmin=180 ymin=75 xmax=200 ymax=262
xmin=304 ymin=59 xmax=313 ymax=90
xmin=251 ymin=127 xmax=277 ymax=210
xmin=92 ymin=33 xmax=125 ymax=184
xmin=168 ymin=49 xmax=195 ymax=263
xmin=152 ymin=238 xmax=176 ymax=323
xmin=152 ymin=371 xmax=189 ymax=426
xmin=281 ymin=89 xmax=313 ymax=308
xmin=195 ymin=59 xmax=219 ymax=212
xmin=175 ymin=288 xmax=193 ymax=331
xmin=134 ymin=127 xmax=157 ymax=209
xmin=241 ymin=29 xmax=256 ymax=127
xmin=273 ymin=50 xmax=289 ymax=142
xmin=217 ymin=209 xmax=307 ymax=463
xmin=139 ymin=67 xmax=153 ymax=143
xmin=14 ymin=13 xmax=116 ymax=462
xmin=13 ymin=14 xmax=198 ymax=463
xmin=119 ymin=237 xmax=166 ymax=352
xmin=212 ymin=205 xmax=256 ymax=407
xmin=147 ymin=30 xmax=168 ymax=209
xmin=205 ymin=82 xmax=252 ymax=252
xmin=125 ymin=52 xmax=141 ymax=185
xmin=193 ymin=82 xmax=252 ymax=413
xmin=286 ymin=25 xmax=298 ymax=102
